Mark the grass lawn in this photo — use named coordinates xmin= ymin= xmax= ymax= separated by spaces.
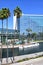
xmin=33 ymin=40 xmax=43 ymax=42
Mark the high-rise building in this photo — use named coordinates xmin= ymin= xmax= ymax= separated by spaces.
xmin=13 ymin=14 xmax=43 ymax=34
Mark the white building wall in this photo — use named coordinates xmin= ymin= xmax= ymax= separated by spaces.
xmin=13 ymin=16 xmax=18 ymax=30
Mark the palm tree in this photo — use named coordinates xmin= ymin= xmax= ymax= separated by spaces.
xmin=0 ymin=9 xmax=6 ymax=63
xmin=14 ymin=6 xmax=22 ymax=39
xmin=0 ymin=10 xmax=4 ymax=43
xmin=14 ymin=6 xmax=22 ymax=18
xmin=26 ymin=28 xmax=32 ymax=42
xmin=2 ymin=8 xmax=10 ymax=63
xmin=31 ymin=33 xmax=37 ymax=41
xmin=26 ymin=28 xmax=32 ymax=33
xmin=0 ymin=8 xmax=10 ymax=63
xmin=13 ymin=6 xmax=22 ymax=61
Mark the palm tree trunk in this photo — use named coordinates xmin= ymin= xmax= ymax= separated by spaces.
xmin=1 ymin=19 xmax=3 ymax=63
xmin=6 ymin=18 xmax=8 ymax=63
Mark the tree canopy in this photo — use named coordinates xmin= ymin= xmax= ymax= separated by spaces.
xmin=14 ymin=6 xmax=22 ymax=18
xmin=0 ymin=8 xmax=10 ymax=20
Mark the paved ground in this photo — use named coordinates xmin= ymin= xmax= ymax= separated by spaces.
xmin=1 ymin=52 xmax=43 ymax=65
xmin=11 ymin=57 xmax=43 ymax=65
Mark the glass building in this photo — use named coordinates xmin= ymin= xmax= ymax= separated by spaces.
xmin=20 ymin=14 xmax=43 ymax=34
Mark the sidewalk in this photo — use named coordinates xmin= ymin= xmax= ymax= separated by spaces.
xmin=1 ymin=52 xmax=43 ymax=64
xmin=10 ymin=57 xmax=43 ymax=65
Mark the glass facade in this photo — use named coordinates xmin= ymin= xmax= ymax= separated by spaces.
xmin=20 ymin=15 xmax=43 ymax=34
xmin=0 ymin=15 xmax=43 ymax=35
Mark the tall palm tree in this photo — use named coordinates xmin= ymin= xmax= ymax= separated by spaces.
xmin=0 ymin=8 xmax=10 ymax=63
xmin=13 ymin=6 xmax=22 ymax=61
xmin=2 ymin=8 xmax=10 ymax=63
xmin=0 ymin=9 xmax=5 ymax=63
xmin=0 ymin=10 xmax=4 ymax=43
xmin=14 ymin=6 xmax=22 ymax=18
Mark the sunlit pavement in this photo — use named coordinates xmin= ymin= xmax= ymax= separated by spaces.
xmin=11 ymin=57 xmax=43 ymax=65
xmin=1 ymin=52 xmax=43 ymax=65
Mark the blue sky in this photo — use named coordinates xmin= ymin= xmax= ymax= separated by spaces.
xmin=0 ymin=0 xmax=43 ymax=29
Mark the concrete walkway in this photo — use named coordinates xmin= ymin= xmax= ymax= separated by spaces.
xmin=10 ymin=57 xmax=43 ymax=65
xmin=1 ymin=52 xmax=43 ymax=65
